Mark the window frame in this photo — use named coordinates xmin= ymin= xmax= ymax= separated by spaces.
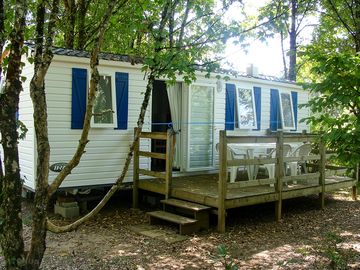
xmin=279 ymin=91 xmax=295 ymax=130
xmin=235 ymin=86 xmax=257 ymax=129
xmin=91 ymin=73 xmax=117 ymax=128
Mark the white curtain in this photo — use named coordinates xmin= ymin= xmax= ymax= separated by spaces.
xmin=167 ymin=82 xmax=182 ymax=169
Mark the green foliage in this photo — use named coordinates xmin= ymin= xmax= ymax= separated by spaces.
xmin=321 ymin=232 xmax=348 ymax=270
xmin=17 ymin=120 xmax=28 ymax=140
xmin=302 ymin=49 xmax=360 ymax=167
xmin=313 ymin=0 xmax=360 ymax=53
xmin=258 ymin=0 xmax=289 ymax=39
xmin=215 ymin=244 xmax=239 ymax=270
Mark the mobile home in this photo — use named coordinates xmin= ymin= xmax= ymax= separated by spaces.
xmin=9 ymin=47 xmax=309 ymax=191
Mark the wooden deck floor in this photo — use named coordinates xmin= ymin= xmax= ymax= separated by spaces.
xmin=138 ymin=173 xmax=357 ymax=209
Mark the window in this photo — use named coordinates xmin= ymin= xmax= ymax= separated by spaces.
xmin=71 ymin=69 xmax=128 ymax=130
xmin=270 ymin=89 xmax=297 ymax=131
xmin=225 ymin=84 xmax=261 ymax=131
xmin=279 ymin=92 xmax=295 ymax=130
xmin=235 ymin=87 xmax=257 ymax=129
xmin=92 ymin=75 xmax=116 ymax=127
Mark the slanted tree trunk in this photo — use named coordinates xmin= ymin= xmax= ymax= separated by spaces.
xmin=288 ymin=0 xmax=297 ymax=81
xmin=47 ymin=0 xmax=172 ymax=233
xmin=45 ymin=0 xmax=122 ymax=233
xmin=0 ymin=0 xmax=27 ymax=269
xmin=47 ymin=70 xmax=156 ymax=232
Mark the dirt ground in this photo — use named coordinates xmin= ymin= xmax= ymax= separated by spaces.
xmin=1 ymin=188 xmax=359 ymax=270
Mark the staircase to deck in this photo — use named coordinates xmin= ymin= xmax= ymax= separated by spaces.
xmin=147 ymin=198 xmax=211 ymax=235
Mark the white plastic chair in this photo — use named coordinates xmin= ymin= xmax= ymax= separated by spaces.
xmin=261 ymin=144 xmax=292 ymax=179
xmin=216 ymin=143 xmax=248 ymax=182
xmin=289 ymin=143 xmax=312 ymax=176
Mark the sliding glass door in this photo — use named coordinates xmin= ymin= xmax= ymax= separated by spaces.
xmin=187 ymin=84 xmax=215 ymax=170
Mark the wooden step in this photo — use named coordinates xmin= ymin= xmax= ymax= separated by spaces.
xmin=147 ymin=210 xmax=198 ymax=235
xmin=161 ymin=198 xmax=211 ymax=230
xmin=161 ymin=198 xmax=211 ymax=212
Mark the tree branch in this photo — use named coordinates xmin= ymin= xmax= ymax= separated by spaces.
xmin=177 ymin=0 xmax=191 ymax=48
xmin=160 ymin=9 xmax=287 ymax=52
xmin=295 ymin=0 xmax=314 ymax=34
xmin=327 ymin=0 xmax=355 ymax=38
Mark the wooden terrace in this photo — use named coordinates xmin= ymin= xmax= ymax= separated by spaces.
xmin=132 ymin=130 xmax=358 ymax=233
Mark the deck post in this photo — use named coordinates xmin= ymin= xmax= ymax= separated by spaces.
xmin=319 ymin=137 xmax=326 ymax=209
xmin=218 ymin=130 xmax=227 ymax=233
xmin=133 ymin=127 xmax=140 ymax=208
xmin=353 ymin=164 xmax=358 ymax=200
xmin=275 ymin=131 xmax=284 ymax=221
xmin=165 ymin=129 xmax=174 ymax=199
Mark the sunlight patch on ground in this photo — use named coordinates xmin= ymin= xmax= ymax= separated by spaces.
xmin=147 ymin=254 xmax=215 ymax=270
xmin=240 ymin=244 xmax=318 ymax=269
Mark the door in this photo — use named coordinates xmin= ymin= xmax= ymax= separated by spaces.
xmin=187 ymin=84 xmax=215 ymax=170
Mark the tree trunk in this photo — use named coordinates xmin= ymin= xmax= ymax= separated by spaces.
xmin=0 ymin=0 xmax=4 ymax=66
xmin=280 ymin=30 xmax=288 ymax=79
xmin=63 ymin=0 xmax=76 ymax=48
xmin=76 ymin=0 xmax=88 ymax=50
xmin=26 ymin=82 xmax=50 ymax=270
xmin=288 ymin=0 xmax=297 ymax=81
xmin=25 ymin=0 xmax=59 ymax=268
xmin=0 ymin=0 xmax=4 ymax=179
xmin=0 ymin=1 xmax=27 ymax=269
xmin=355 ymin=2 xmax=360 ymax=53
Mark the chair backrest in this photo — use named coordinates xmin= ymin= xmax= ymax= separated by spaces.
xmin=283 ymin=144 xmax=292 ymax=157
xmin=268 ymin=144 xmax=292 ymax=158
xmin=293 ymin=143 xmax=312 ymax=157
xmin=215 ymin=143 xmax=235 ymax=160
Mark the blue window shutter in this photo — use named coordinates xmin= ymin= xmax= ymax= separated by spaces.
xmin=71 ymin=68 xmax=87 ymax=129
xmin=115 ymin=72 xmax=129 ymax=130
xmin=253 ymin=87 xmax=261 ymax=130
xmin=291 ymin=91 xmax=298 ymax=131
xmin=225 ymin=83 xmax=235 ymax=130
xmin=270 ymin=89 xmax=280 ymax=131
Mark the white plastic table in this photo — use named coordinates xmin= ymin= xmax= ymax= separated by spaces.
xmin=227 ymin=143 xmax=276 ymax=180
xmin=227 ymin=143 xmax=302 ymax=180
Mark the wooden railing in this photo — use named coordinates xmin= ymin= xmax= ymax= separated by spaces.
xmin=132 ymin=128 xmax=175 ymax=208
xmin=217 ymin=130 xmax=325 ymax=232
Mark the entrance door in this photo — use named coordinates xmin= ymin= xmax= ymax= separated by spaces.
xmin=151 ymin=80 xmax=182 ymax=171
xmin=151 ymin=80 xmax=171 ymax=171
xmin=187 ymin=84 xmax=215 ymax=170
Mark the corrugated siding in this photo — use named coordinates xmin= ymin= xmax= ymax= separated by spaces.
xmin=222 ymin=81 xmax=308 ymax=136
xmin=210 ymin=79 xmax=309 ymax=166
xmin=18 ymin=54 xmax=309 ymax=189
xmin=297 ymin=91 xmax=309 ymax=131
xmin=18 ymin=61 xmax=35 ymax=190
xmin=45 ymin=60 xmax=150 ymax=188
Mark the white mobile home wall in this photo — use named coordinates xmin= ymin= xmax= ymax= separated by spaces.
xmin=12 ymin=54 xmax=309 ymax=191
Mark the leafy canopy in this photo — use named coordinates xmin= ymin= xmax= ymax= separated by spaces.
xmin=303 ymin=50 xmax=360 ymax=166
